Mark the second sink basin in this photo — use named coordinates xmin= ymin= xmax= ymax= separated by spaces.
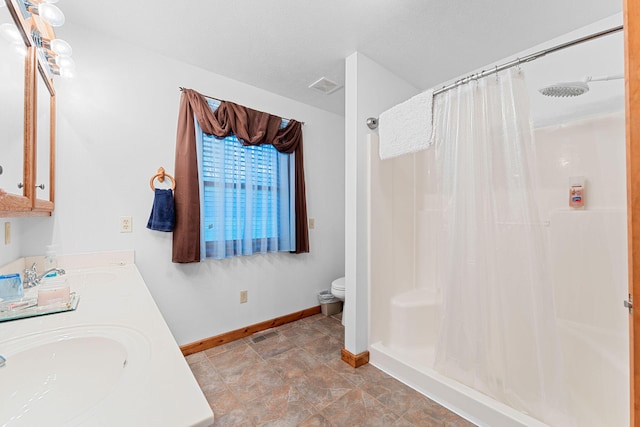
xmin=0 ymin=325 xmax=150 ymax=426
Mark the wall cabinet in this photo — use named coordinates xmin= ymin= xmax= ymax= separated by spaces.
xmin=0 ymin=0 xmax=56 ymax=217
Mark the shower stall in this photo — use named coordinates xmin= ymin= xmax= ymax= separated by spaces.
xmin=366 ymin=17 xmax=628 ymax=427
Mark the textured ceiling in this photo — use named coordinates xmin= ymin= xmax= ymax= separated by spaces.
xmin=59 ymin=0 xmax=622 ymax=115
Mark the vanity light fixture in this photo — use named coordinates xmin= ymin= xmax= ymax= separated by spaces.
xmin=32 ymin=29 xmax=75 ymax=77
xmin=23 ymin=1 xmax=65 ymax=27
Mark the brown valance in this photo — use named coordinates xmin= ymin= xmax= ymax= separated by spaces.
xmin=173 ymin=88 xmax=309 ymax=263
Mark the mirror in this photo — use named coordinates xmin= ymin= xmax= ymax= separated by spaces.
xmin=36 ymin=64 xmax=53 ymax=204
xmin=0 ymin=3 xmax=26 ymax=197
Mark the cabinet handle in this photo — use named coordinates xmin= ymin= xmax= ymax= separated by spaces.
xmin=36 ymin=184 xmax=45 ymax=190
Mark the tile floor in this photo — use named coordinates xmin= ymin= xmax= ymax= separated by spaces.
xmin=186 ymin=313 xmax=476 ymax=427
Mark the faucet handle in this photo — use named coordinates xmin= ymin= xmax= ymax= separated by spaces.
xmin=24 ymin=262 xmax=38 ymax=285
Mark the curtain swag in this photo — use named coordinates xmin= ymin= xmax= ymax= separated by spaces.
xmin=173 ymin=88 xmax=309 ymax=263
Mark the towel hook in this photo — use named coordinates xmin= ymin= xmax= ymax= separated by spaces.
xmin=150 ymin=167 xmax=176 ymax=191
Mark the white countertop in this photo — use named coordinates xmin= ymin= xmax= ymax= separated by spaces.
xmin=0 ymin=251 xmax=214 ymax=427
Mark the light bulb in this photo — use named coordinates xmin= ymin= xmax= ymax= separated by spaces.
xmin=50 ymin=38 xmax=71 ymax=56
xmin=59 ymin=67 xmax=75 ymax=78
xmin=56 ymin=55 xmax=75 ymax=68
xmin=38 ymin=4 xmax=65 ymax=27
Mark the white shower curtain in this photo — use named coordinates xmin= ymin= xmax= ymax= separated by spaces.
xmin=432 ymin=68 xmax=570 ymax=425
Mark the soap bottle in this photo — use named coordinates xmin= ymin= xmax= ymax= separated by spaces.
xmin=569 ymin=176 xmax=585 ymax=209
xmin=43 ymin=245 xmax=58 ymax=277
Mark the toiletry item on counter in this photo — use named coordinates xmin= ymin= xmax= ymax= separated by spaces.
xmin=44 ymin=245 xmax=59 ymax=277
xmin=0 ymin=273 xmax=23 ymax=301
xmin=37 ymin=284 xmax=71 ymax=307
xmin=0 ymin=298 xmax=37 ymax=312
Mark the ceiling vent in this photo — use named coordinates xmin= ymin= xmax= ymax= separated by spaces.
xmin=308 ymin=77 xmax=342 ymax=95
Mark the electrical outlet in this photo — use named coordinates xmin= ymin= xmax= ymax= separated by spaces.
xmin=4 ymin=222 xmax=10 ymax=245
xmin=120 ymin=216 xmax=133 ymax=233
xmin=309 ymin=218 xmax=315 ymax=229
xmin=240 ymin=290 xmax=248 ymax=304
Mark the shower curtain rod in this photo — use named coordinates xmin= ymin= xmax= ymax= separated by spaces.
xmin=366 ymin=25 xmax=623 ymax=130
xmin=433 ymin=25 xmax=623 ymax=96
xmin=178 ymin=87 xmax=305 ymax=125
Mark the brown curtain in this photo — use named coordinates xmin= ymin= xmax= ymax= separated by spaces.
xmin=173 ymin=88 xmax=309 ymax=263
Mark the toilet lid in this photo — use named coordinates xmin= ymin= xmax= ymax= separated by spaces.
xmin=331 ymin=277 xmax=345 ymax=291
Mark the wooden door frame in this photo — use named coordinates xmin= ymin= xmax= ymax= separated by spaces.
xmin=625 ymin=0 xmax=640 ymax=425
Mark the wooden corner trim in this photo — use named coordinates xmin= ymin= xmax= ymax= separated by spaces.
xmin=179 ymin=305 xmax=322 ymax=356
xmin=341 ymin=348 xmax=370 ymax=368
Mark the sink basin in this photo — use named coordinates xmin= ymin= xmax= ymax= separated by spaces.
xmin=0 ymin=325 xmax=150 ymax=426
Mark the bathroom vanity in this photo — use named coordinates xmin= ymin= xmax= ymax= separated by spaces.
xmin=0 ymin=250 xmax=213 ymax=427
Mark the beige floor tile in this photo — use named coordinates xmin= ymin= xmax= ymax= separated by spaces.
xmin=201 ymin=382 xmax=241 ymax=417
xmin=185 ymin=351 xmax=208 ymax=365
xmin=246 ymin=383 xmax=316 ymax=427
xmin=298 ymin=413 xmax=332 ymax=426
xmin=268 ymin=347 xmax=322 ymax=380
xmin=321 ymin=388 xmax=399 ymax=427
xmin=225 ymin=361 xmax=284 ymax=403
xmin=289 ymin=363 xmax=354 ymax=409
xmin=299 ymin=334 xmax=343 ymax=364
xmin=360 ymin=376 xmax=425 ymax=417
xmin=190 ymin=359 xmax=221 ymax=388
xmin=326 ymin=359 xmax=392 ymax=387
xmin=403 ymin=397 xmax=474 ymax=426
xmin=248 ymin=333 xmax=297 ymax=360
xmin=209 ymin=343 xmax=263 ymax=381
xmin=212 ymin=408 xmax=254 ymax=427
xmin=310 ymin=316 xmax=345 ymax=339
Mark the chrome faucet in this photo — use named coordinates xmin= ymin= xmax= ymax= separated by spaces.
xmin=23 ymin=262 xmax=66 ymax=288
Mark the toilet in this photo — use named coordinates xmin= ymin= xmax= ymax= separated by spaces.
xmin=331 ymin=276 xmax=345 ymax=324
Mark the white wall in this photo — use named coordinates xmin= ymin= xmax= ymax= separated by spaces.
xmin=344 ymin=52 xmax=418 ymax=354
xmin=11 ymin=23 xmax=345 ymax=346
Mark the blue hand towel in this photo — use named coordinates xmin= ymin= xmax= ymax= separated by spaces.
xmin=147 ymin=189 xmax=175 ymax=232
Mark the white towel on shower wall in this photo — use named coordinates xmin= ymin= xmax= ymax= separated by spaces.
xmin=378 ymin=89 xmax=434 ymax=160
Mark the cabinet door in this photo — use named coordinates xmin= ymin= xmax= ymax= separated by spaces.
xmin=33 ymin=64 xmax=54 ymax=211
xmin=0 ymin=2 xmax=30 ymax=211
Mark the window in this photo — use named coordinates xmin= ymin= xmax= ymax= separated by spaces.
xmin=197 ymin=100 xmax=295 ymax=259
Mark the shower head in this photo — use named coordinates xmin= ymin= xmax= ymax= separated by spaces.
xmin=538 ymin=73 xmax=624 ymax=98
xmin=539 ymin=81 xmax=590 ymax=97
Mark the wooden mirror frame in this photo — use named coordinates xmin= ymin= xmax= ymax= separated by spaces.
xmin=0 ymin=0 xmax=56 ymax=217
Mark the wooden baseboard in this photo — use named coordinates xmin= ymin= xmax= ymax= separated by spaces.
xmin=180 ymin=305 xmax=322 ymax=356
xmin=341 ymin=348 xmax=370 ymax=368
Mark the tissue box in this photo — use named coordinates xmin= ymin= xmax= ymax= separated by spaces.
xmin=0 ymin=274 xmax=23 ymax=301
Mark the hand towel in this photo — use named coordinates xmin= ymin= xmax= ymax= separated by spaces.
xmin=147 ymin=189 xmax=175 ymax=232
xmin=378 ymin=89 xmax=434 ymax=160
